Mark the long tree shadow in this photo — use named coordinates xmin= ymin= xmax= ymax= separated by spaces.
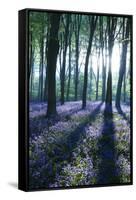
xmin=29 ymin=102 xmax=99 ymax=139
xmin=65 ymin=102 xmax=103 ymax=154
xmin=116 ymin=105 xmax=130 ymax=124
xmin=29 ymin=106 xmax=83 ymax=139
xmin=97 ymin=104 xmax=120 ymax=185
xmin=29 ymin=102 xmax=103 ymax=189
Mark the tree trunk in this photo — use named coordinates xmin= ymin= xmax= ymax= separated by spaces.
xmin=29 ymin=31 xmax=33 ymax=80
xmin=29 ymin=31 xmax=35 ymax=100
xmin=89 ymin=65 xmax=93 ymax=100
xmin=96 ymin=48 xmax=100 ymax=101
xmin=60 ymin=15 xmax=70 ymax=105
xmin=100 ymin=16 xmax=107 ymax=102
xmin=105 ymin=17 xmax=117 ymax=108
xmin=74 ymin=15 xmax=82 ymax=101
xmin=40 ymin=35 xmax=44 ymax=101
xmin=123 ymin=69 xmax=126 ymax=102
xmin=116 ymin=18 xmax=129 ymax=109
xmin=82 ymin=16 xmax=98 ymax=109
xmin=66 ymin=29 xmax=72 ymax=101
xmin=105 ymin=50 xmax=112 ymax=106
xmin=30 ymin=57 xmax=34 ymax=100
xmin=43 ymin=22 xmax=49 ymax=102
xmin=46 ymin=14 xmax=61 ymax=117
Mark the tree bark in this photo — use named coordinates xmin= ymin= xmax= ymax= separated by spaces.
xmin=46 ymin=13 xmax=61 ymax=117
xmin=82 ymin=16 xmax=98 ymax=109
xmin=43 ymin=20 xmax=49 ymax=102
xmin=74 ymin=15 xmax=82 ymax=101
xmin=116 ymin=18 xmax=129 ymax=108
xmin=38 ymin=30 xmax=44 ymax=101
xmin=66 ymin=26 xmax=72 ymax=101
xmin=100 ymin=16 xmax=107 ymax=102
xmin=105 ymin=17 xmax=117 ymax=107
xmin=29 ymin=31 xmax=35 ymax=100
xmin=60 ymin=15 xmax=70 ymax=105
xmin=96 ymin=48 xmax=100 ymax=101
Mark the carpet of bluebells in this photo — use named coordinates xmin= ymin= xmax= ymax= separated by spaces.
xmin=29 ymin=101 xmax=131 ymax=189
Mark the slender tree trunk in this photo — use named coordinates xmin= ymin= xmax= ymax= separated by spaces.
xmin=44 ymin=65 xmax=48 ymax=101
xmin=116 ymin=18 xmax=129 ymax=109
xmin=38 ymin=38 xmax=42 ymax=101
xmin=101 ymin=16 xmax=107 ymax=102
xmin=105 ymin=50 xmax=112 ymax=106
xmin=75 ymin=37 xmax=79 ymax=101
xmin=39 ymin=32 xmax=44 ymax=101
xmin=74 ymin=15 xmax=81 ymax=101
xmin=96 ymin=48 xmax=100 ymax=101
xmin=60 ymin=15 xmax=70 ymax=105
xmin=46 ymin=13 xmax=61 ymax=117
xmin=43 ymin=29 xmax=49 ymax=102
xmin=30 ymin=57 xmax=34 ymax=100
xmin=29 ymin=31 xmax=33 ymax=80
xmin=105 ymin=17 xmax=117 ymax=108
xmin=123 ymin=69 xmax=126 ymax=102
xmin=29 ymin=31 xmax=35 ymax=100
xmin=66 ymin=32 xmax=72 ymax=101
xmin=89 ymin=65 xmax=93 ymax=100
xmin=82 ymin=16 xmax=98 ymax=109
xmin=102 ymin=49 xmax=106 ymax=102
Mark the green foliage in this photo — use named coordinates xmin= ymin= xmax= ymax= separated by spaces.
xmin=29 ymin=12 xmax=131 ymax=105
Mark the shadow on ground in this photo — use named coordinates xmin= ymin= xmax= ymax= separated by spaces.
xmin=97 ymin=104 xmax=120 ymax=184
xmin=29 ymin=102 xmax=103 ymax=189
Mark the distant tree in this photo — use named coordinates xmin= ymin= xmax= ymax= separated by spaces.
xmin=89 ymin=57 xmax=93 ymax=100
xmin=105 ymin=17 xmax=117 ymax=107
xmin=43 ymin=27 xmax=49 ymax=102
xmin=29 ymin=31 xmax=35 ymax=100
xmin=123 ymin=68 xmax=126 ymax=102
xmin=46 ymin=13 xmax=61 ymax=117
xmin=82 ymin=16 xmax=98 ymax=109
xmin=38 ymin=23 xmax=45 ymax=101
xmin=67 ymin=19 xmax=73 ymax=101
xmin=100 ymin=16 xmax=107 ymax=102
xmin=116 ymin=18 xmax=130 ymax=109
xmin=60 ymin=15 xmax=70 ymax=105
xmin=96 ymin=46 xmax=100 ymax=101
xmin=74 ymin=15 xmax=82 ymax=101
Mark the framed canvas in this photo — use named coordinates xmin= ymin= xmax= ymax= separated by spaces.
xmin=18 ymin=8 xmax=133 ymax=191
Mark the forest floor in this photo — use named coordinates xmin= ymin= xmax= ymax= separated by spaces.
xmin=29 ymin=101 xmax=131 ymax=189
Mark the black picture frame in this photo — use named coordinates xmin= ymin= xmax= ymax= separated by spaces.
xmin=19 ymin=8 xmax=133 ymax=192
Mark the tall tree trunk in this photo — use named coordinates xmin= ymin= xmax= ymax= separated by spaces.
xmin=82 ymin=16 xmax=98 ymax=109
xmin=89 ymin=65 xmax=93 ymax=100
xmin=44 ymin=65 xmax=48 ymax=101
xmin=60 ymin=15 xmax=70 ymax=105
xmin=40 ymin=31 xmax=44 ymax=101
xmin=123 ymin=69 xmax=126 ymax=102
xmin=100 ymin=16 xmax=107 ymax=102
xmin=96 ymin=48 xmax=100 ymax=101
xmin=29 ymin=31 xmax=33 ymax=80
xmin=30 ymin=57 xmax=34 ymax=100
xmin=105 ymin=50 xmax=112 ymax=106
xmin=29 ymin=31 xmax=35 ymax=100
xmin=74 ymin=15 xmax=82 ymax=101
xmin=102 ymin=50 xmax=106 ymax=102
xmin=105 ymin=17 xmax=117 ymax=108
xmin=66 ymin=29 xmax=72 ymax=101
xmin=46 ymin=13 xmax=61 ymax=117
xmin=38 ymin=38 xmax=42 ymax=101
xmin=43 ymin=24 xmax=49 ymax=102
xmin=116 ymin=18 xmax=129 ymax=109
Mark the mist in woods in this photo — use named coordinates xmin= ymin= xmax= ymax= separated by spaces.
xmin=29 ymin=11 xmax=132 ymax=189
